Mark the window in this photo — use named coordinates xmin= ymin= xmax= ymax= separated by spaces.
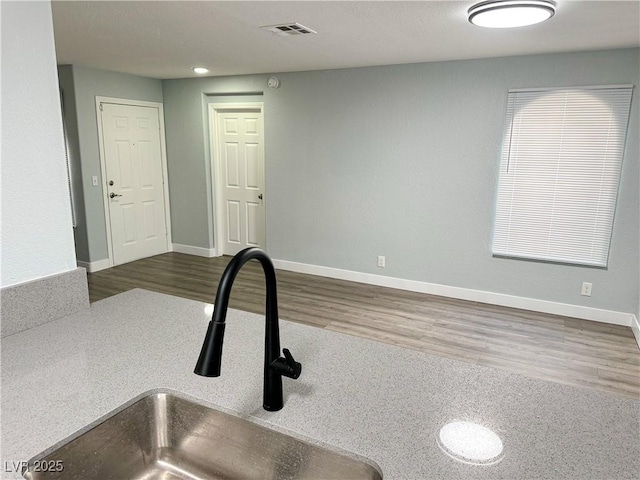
xmin=493 ymin=85 xmax=633 ymax=267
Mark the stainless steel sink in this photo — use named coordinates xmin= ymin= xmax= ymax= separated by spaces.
xmin=24 ymin=391 xmax=382 ymax=480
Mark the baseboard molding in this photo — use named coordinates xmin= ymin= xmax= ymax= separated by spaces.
xmin=77 ymin=259 xmax=111 ymax=273
xmin=631 ymin=315 xmax=640 ymax=349
xmin=78 ymin=245 xmax=219 ymax=271
xmin=273 ymin=259 xmax=634 ymax=328
xmin=172 ymin=244 xmax=217 ymax=258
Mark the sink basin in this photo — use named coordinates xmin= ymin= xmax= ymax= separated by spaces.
xmin=24 ymin=391 xmax=382 ymax=480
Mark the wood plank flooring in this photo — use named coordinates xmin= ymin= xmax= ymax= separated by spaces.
xmin=87 ymin=252 xmax=640 ymax=399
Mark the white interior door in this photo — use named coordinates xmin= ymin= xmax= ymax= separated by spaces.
xmin=101 ymin=103 xmax=168 ymax=265
xmin=217 ymin=109 xmax=265 ymax=255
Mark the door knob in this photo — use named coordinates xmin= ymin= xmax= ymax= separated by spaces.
xmin=258 ymin=194 xmax=263 ymax=200
xmin=109 ymin=192 xmax=122 ymax=198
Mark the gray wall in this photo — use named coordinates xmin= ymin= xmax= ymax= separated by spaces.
xmin=162 ymin=48 xmax=639 ymax=314
xmin=62 ymin=65 xmax=164 ymax=263
xmin=163 ymin=77 xmax=265 ymax=250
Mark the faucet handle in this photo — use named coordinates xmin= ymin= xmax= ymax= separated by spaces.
xmin=270 ymin=348 xmax=302 ymax=379
xmin=283 ymin=349 xmax=302 ymax=379
xmin=283 ymin=348 xmax=296 ymax=366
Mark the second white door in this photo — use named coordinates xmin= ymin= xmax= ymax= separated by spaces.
xmin=216 ymin=108 xmax=265 ymax=255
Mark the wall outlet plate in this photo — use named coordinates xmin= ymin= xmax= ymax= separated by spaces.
xmin=581 ymin=282 xmax=592 ymax=296
xmin=377 ymin=256 xmax=385 ymax=268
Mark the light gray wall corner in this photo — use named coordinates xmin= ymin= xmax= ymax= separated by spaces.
xmin=161 ymin=49 xmax=639 ymax=314
xmin=637 ymin=71 xmax=640 ymax=328
xmin=0 ymin=268 xmax=89 ymax=338
xmin=162 ymin=81 xmax=210 ymax=249
xmin=58 ymin=65 xmax=90 ymax=261
xmin=70 ymin=65 xmax=164 ymax=263
xmin=162 ymin=76 xmax=268 ymax=250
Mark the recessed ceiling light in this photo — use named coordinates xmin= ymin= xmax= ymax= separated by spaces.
xmin=468 ymin=0 xmax=556 ymax=28
xmin=192 ymin=67 xmax=209 ymax=74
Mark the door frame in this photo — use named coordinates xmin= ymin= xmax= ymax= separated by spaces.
xmin=208 ymin=102 xmax=266 ymax=256
xmin=95 ymin=96 xmax=173 ymax=267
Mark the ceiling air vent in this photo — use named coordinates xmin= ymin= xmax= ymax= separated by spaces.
xmin=261 ymin=23 xmax=316 ymax=36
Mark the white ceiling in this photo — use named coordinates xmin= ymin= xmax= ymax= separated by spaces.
xmin=51 ymin=1 xmax=640 ymax=80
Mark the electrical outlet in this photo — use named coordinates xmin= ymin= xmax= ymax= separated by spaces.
xmin=581 ymin=282 xmax=592 ymax=297
xmin=377 ymin=256 xmax=385 ymax=268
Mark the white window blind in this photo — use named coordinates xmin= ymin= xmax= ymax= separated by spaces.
xmin=59 ymin=90 xmax=77 ymax=228
xmin=493 ymin=85 xmax=633 ymax=267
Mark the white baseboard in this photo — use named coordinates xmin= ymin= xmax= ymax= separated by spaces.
xmin=77 ymin=259 xmax=111 ymax=273
xmin=172 ymin=244 xmax=217 ymax=258
xmin=78 ymin=245 xmax=218 ymax=272
xmin=631 ymin=315 xmax=640 ymax=349
xmin=273 ymin=259 xmax=634 ymax=328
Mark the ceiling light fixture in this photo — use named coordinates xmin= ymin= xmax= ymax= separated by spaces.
xmin=192 ymin=67 xmax=209 ymax=74
xmin=468 ymin=0 xmax=556 ymax=28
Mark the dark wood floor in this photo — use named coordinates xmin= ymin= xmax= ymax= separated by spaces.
xmin=88 ymin=253 xmax=640 ymax=398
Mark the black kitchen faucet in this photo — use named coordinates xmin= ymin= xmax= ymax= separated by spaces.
xmin=194 ymin=247 xmax=302 ymax=411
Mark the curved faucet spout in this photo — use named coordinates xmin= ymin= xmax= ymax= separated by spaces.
xmin=194 ymin=247 xmax=301 ymax=411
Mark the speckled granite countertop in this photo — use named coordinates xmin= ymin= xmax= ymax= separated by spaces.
xmin=1 ymin=289 xmax=638 ymax=479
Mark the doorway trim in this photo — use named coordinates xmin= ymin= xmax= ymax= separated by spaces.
xmin=208 ymin=102 xmax=266 ymax=257
xmin=95 ymin=96 xmax=172 ymax=268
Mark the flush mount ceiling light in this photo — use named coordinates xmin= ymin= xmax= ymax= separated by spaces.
xmin=192 ymin=67 xmax=209 ymax=74
xmin=468 ymin=0 xmax=556 ymax=28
